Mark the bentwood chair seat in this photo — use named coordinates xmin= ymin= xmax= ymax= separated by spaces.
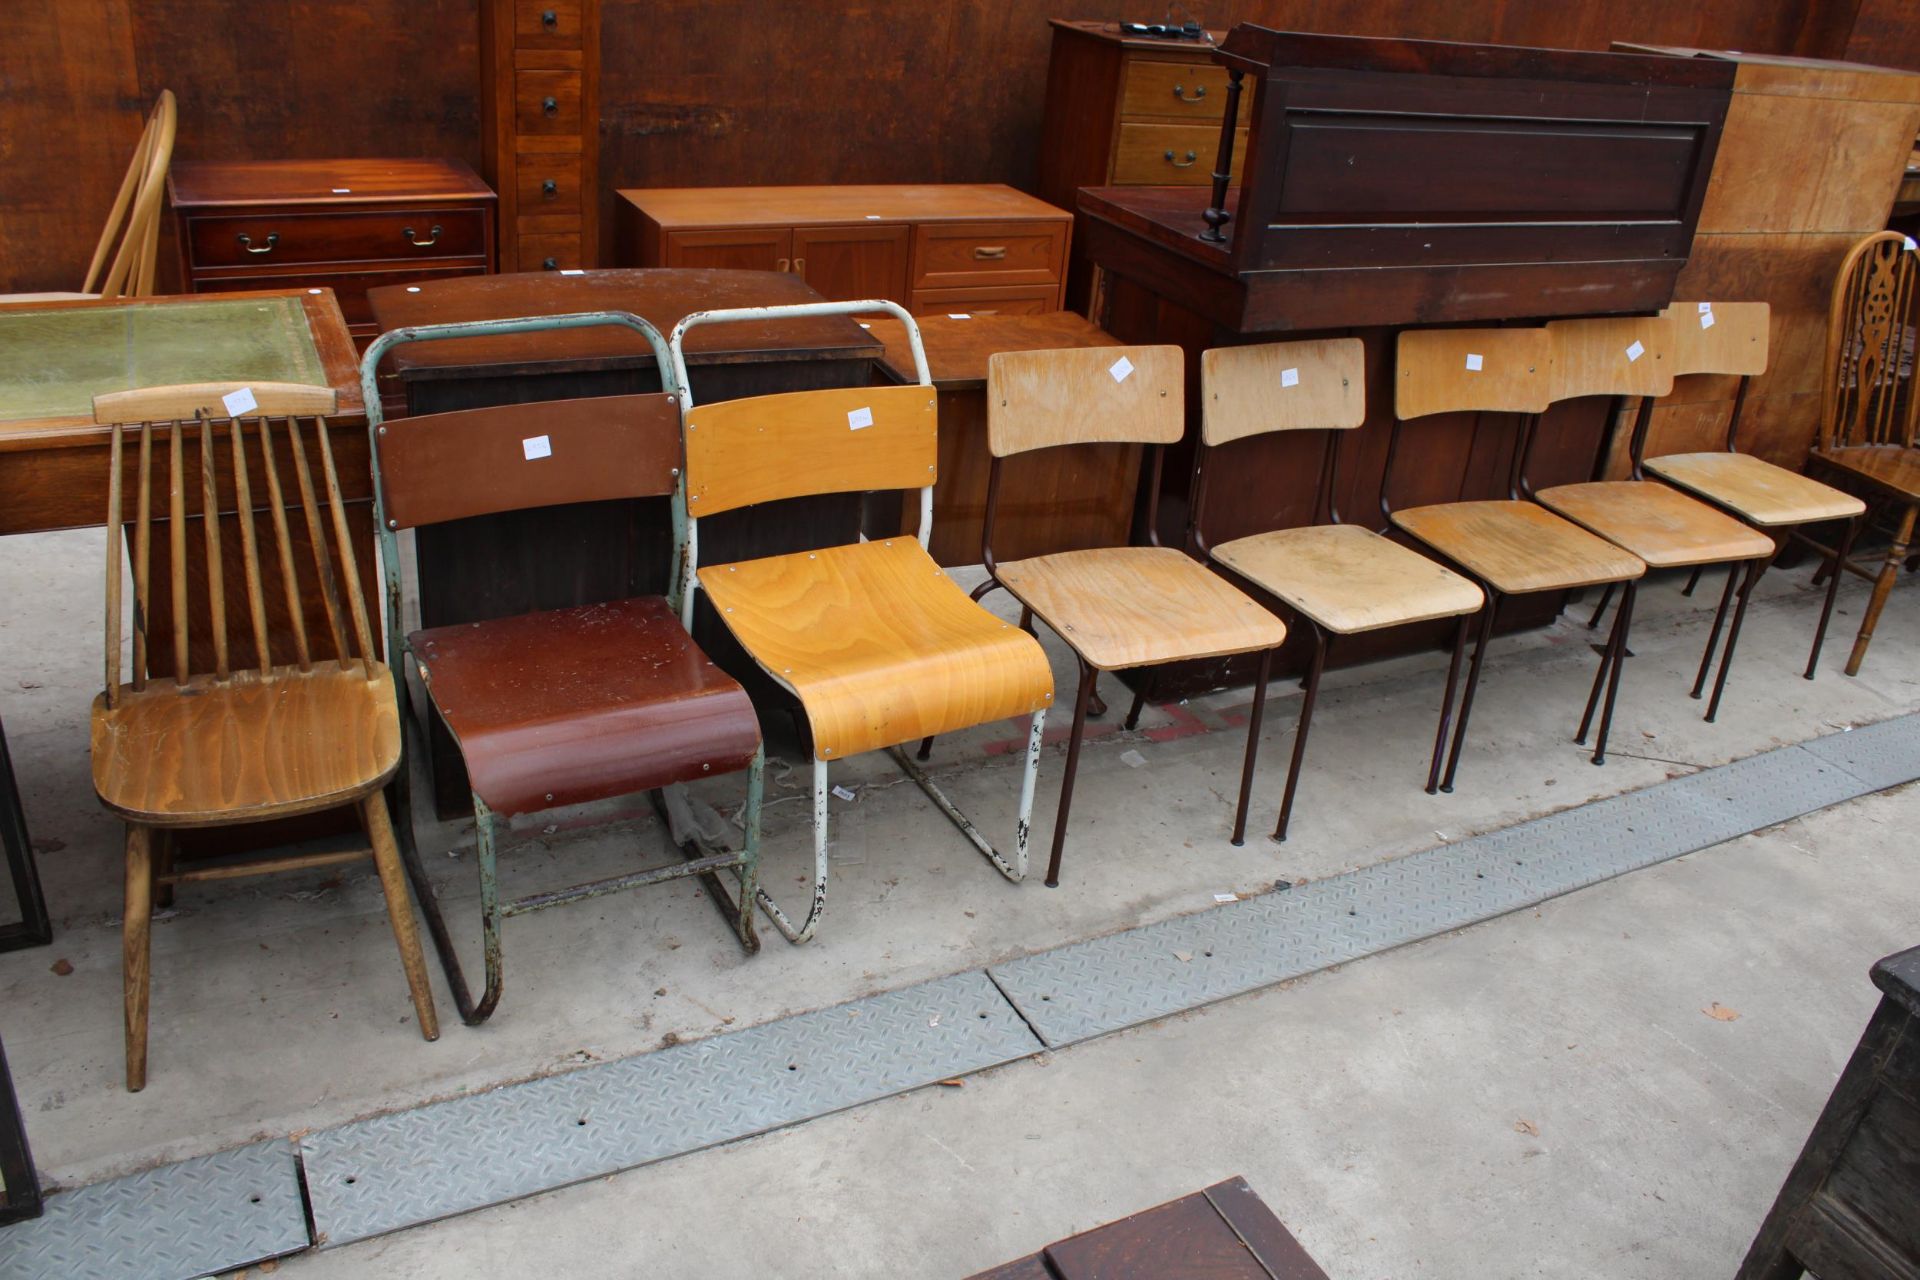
xmin=408 ymin=596 xmax=758 ymax=818
xmin=1213 ymin=524 xmax=1483 ymax=636
xmin=1391 ymin=500 xmax=1646 ymax=595
xmin=996 ymin=545 xmax=1286 ymax=670
xmin=1535 ymin=481 xmax=1776 ymax=569
xmin=1645 ymin=451 xmax=1865 ymax=527
xmin=92 ymin=664 xmax=399 ymax=825
xmin=698 ymin=536 xmax=1053 ymax=761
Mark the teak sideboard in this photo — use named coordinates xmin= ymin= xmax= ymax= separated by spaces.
xmin=616 ymin=184 xmax=1072 ymax=316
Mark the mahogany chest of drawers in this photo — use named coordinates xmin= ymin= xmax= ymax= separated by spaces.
xmin=480 ymin=0 xmax=601 ymax=272
xmin=167 ymin=157 xmax=497 ymax=350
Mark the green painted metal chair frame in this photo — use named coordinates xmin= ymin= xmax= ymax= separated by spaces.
xmin=361 ymin=311 xmax=764 ymax=1026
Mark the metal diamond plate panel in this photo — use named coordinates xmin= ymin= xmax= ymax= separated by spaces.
xmin=991 ymin=743 xmax=1875 ymax=1046
xmin=0 ymin=1140 xmax=305 ymax=1280
xmin=301 ymin=970 xmax=1039 ymax=1246
xmin=1800 ymin=713 xmax=1920 ymax=792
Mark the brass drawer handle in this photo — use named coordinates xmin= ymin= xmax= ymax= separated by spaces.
xmin=1172 ymin=83 xmax=1207 ymax=102
xmin=236 ymin=232 xmax=278 ymax=254
xmin=542 ymin=96 xmax=559 ymax=116
xmin=402 ymin=224 xmax=443 ymax=248
xmin=775 ymin=257 xmax=790 ymax=273
xmin=1164 ymin=149 xmax=1199 ymax=168
xmin=793 ymin=257 xmax=806 ymax=275
xmin=973 ymin=245 xmax=1008 ymax=260
xmin=542 ymin=179 xmax=558 ymax=197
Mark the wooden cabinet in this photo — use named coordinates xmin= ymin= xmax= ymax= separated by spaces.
xmin=619 ymin=184 xmax=1070 ymax=316
xmin=166 ymin=158 xmax=497 ymax=349
xmin=481 ymin=0 xmax=599 ymax=273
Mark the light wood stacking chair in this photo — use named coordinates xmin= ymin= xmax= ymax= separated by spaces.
xmin=1630 ymin=301 xmax=1866 ymax=686
xmin=1533 ymin=314 xmax=1778 ymax=722
xmin=90 ymin=381 xmax=437 ymax=1091
xmin=363 ymin=313 xmax=764 ymax=1023
xmin=1389 ymin=328 xmax=1646 ymax=789
xmin=1190 ymin=339 xmax=1483 ymax=842
xmin=986 ymin=344 xmax=1288 ymax=884
xmin=1800 ymin=232 xmax=1920 ymax=676
xmin=672 ymin=302 xmax=1054 ymax=941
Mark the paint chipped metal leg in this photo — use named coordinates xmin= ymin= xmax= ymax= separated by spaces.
xmin=1690 ymin=564 xmax=1740 ymax=699
xmin=1271 ymin=629 xmax=1323 ymax=844
xmin=888 ymin=708 xmax=1045 ymax=884
xmin=755 ymin=759 xmax=831 ymax=944
xmin=468 ymin=800 xmax=505 ymax=1025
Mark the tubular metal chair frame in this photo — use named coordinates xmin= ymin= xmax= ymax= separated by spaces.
xmin=363 ymin=312 xmax=763 ymax=1025
xmin=670 ymin=300 xmax=1048 ymax=944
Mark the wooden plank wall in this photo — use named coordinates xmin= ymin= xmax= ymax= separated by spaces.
xmin=2 ymin=0 xmax=1915 ymax=293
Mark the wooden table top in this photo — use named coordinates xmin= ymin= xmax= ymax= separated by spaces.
xmin=169 ymin=157 xmax=495 ymax=209
xmin=368 ymin=268 xmax=882 ymax=380
xmin=0 ymin=288 xmax=362 ymax=448
xmin=866 ymin=312 xmax=1120 ymax=391
xmin=617 ymin=184 xmax=1070 ymax=230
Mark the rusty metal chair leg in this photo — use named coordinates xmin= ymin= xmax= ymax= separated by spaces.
xmin=1440 ymin=595 xmax=1499 ymax=794
xmin=1045 ymin=660 xmax=1099 ymax=887
xmin=1705 ymin=558 xmax=1767 ymax=723
xmin=1427 ymin=614 xmax=1471 ymax=795
xmin=887 ymin=708 xmax=1045 ymax=884
xmin=467 ymin=800 xmax=506 ymax=1025
xmin=1270 ymin=628 xmax=1324 ymax=844
xmin=1806 ymin=513 xmax=1861 ymax=680
xmin=1227 ymin=647 xmax=1273 ymax=846
xmin=1691 ymin=564 xmax=1741 ymax=699
xmin=754 ymin=759 xmax=831 ymax=945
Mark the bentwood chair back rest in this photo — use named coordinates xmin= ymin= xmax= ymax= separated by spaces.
xmin=1821 ymin=231 xmax=1920 ymax=451
xmin=93 ymin=382 xmax=366 ymax=694
xmin=1663 ymin=302 xmax=1769 ymax=377
xmin=682 ymin=383 xmax=936 ymax=518
xmin=1394 ymin=328 xmax=1552 ymax=419
xmin=988 ymin=345 xmax=1184 ymax=456
xmin=85 ymin=90 xmax=178 ymax=299
xmin=1201 ymin=338 xmax=1366 ymax=445
xmin=1545 ymin=315 xmax=1676 ymax=402
xmin=376 ymin=394 xmax=683 ymax=530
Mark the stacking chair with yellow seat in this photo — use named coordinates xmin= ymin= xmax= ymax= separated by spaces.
xmin=90 ymin=381 xmax=437 ymax=1091
xmin=1627 ymin=301 xmax=1867 ymax=687
xmin=671 ymin=302 xmax=1054 ymax=941
xmin=985 ymin=344 xmax=1289 ymax=884
xmin=1189 ymin=339 xmax=1483 ymax=842
xmin=363 ymin=313 xmax=765 ymax=1023
xmin=1799 ymin=232 xmax=1920 ymax=676
xmin=1388 ymin=328 xmax=1647 ymax=790
xmin=1532 ymin=313 xmax=1779 ymax=723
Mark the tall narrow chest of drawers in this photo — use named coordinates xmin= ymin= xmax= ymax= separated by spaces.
xmin=480 ymin=0 xmax=601 ymax=272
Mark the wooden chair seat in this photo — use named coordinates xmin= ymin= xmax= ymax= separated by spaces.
xmin=998 ymin=545 xmax=1288 ymax=671
xmin=1536 ymin=480 xmax=1777 ymax=569
xmin=1211 ymin=523 xmax=1484 ymax=635
xmin=700 ymin=537 xmax=1053 ymax=760
xmin=90 ymin=664 xmax=400 ymax=826
xmin=1645 ymin=452 xmax=1865 ymax=527
xmin=1392 ymin=500 xmax=1646 ymax=594
xmin=410 ymin=596 xmax=759 ymax=819
xmin=1812 ymin=444 xmax=1920 ymax=501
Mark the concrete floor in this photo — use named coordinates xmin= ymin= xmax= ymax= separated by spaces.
xmin=2 ymin=523 xmax=1918 ymax=1220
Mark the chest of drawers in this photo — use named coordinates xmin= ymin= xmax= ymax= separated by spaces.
xmin=167 ymin=158 xmax=497 ymax=349
xmin=480 ymin=0 xmax=601 ymax=272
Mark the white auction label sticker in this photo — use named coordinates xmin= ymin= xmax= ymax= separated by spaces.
xmin=1109 ymin=355 xmax=1135 ymax=383
xmin=1906 ymin=235 xmax=1918 ymax=251
xmin=831 ymin=784 xmax=857 ymax=801
xmin=1625 ymin=340 xmax=1645 ymax=362
xmin=1701 ymin=311 xmax=1716 ymax=329
xmin=1280 ymin=367 xmax=1300 ymax=388
xmin=222 ymin=386 xmax=258 ymax=417
xmin=1465 ymin=352 xmax=1484 ymax=372
xmin=864 ymin=214 xmax=882 ymax=220
xmin=947 ymin=313 xmax=972 ymax=320
xmin=847 ymin=405 xmax=874 ymax=430
xmin=331 ymin=187 xmax=351 ymax=194
xmin=522 ymin=435 xmax=552 ymax=460
xmin=1698 ymin=302 xmax=1713 ymax=312
xmin=559 ymin=269 xmax=585 ymax=275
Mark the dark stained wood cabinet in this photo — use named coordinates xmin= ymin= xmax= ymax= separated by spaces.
xmin=480 ymin=0 xmax=600 ymax=273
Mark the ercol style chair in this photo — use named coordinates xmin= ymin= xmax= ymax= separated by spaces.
xmin=363 ymin=313 xmax=763 ymax=1024
xmin=6 ymin=90 xmax=177 ymax=303
xmin=1389 ymin=329 xmax=1646 ymax=789
xmin=1532 ymin=314 xmax=1777 ymax=722
xmin=986 ymin=345 xmax=1288 ymax=883
xmin=672 ymin=302 xmax=1053 ymax=941
xmin=1629 ymin=302 xmax=1866 ymax=685
xmin=1800 ymin=232 xmax=1920 ymax=676
xmin=1190 ymin=339 xmax=1482 ymax=841
xmin=90 ymin=381 xmax=437 ymax=1091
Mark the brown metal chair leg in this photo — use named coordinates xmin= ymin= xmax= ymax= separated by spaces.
xmin=1270 ymin=626 xmax=1325 ymax=843
xmin=1704 ymin=558 xmax=1766 ymax=723
xmin=1441 ymin=595 xmax=1500 ymax=794
xmin=1844 ymin=503 xmax=1916 ymax=677
xmin=1588 ymin=581 xmax=1637 ymax=765
xmin=122 ymin=824 xmax=154 ymax=1093
xmin=1680 ymin=566 xmax=1704 ymax=597
xmin=1806 ymin=513 xmax=1861 ymax=680
xmin=1044 ymin=660 xmax=1098 ymax=888
xmin=1427 ymin=614 xmax=1471 ymax=795
xmin=1577 ymin=578 xmax=1628 ymax=746
xmin=1585 ymin=582 xmax=1615 ymax=630
xmin=1690 ymin=564 xmax=1741 ymax=699
xmin=1231 ymin=647 xmax=1274 ymax=846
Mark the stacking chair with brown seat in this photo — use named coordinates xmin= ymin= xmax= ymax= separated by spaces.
xmin=90 ymin=381 xmax=437 ymax=1091
xmin=1627 ymin=301 xmax=1867 ymax=686
xmin=984 ymin=344 xmax=1289 ymax=884
xmin=1189 ymin=339 xmax=1484 ymax=842
xmin=1532 ymin=313 xmax=1779 ymax=722
xmin=363 ymin=313 xmax=764 ymax=1023
xmin=1799 ymin=232 xmax=1920 ymax=676
xmin=671 ymin=302 xmax=1054 ymax=940
xmin=1388 ymin=328 xmax=1647 ymax=790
